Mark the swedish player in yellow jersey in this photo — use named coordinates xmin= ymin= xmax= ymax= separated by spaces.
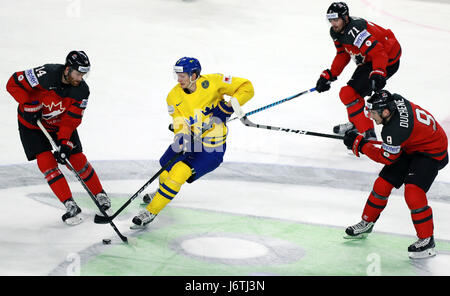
xmin=131 ymin=57 xmax=254 ymax=229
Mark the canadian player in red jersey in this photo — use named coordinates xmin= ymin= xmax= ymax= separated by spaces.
xmin=316 ymin=2 xmax=402 ymax=140
xmin=343 ymin=90 xmax=448 ymax=259
xmin=6 ymin=51 xmax=111 ymax=225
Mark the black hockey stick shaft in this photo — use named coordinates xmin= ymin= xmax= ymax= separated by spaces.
xmin=241 ymin=115 xmax=344 ymax=139
xmin=93 ymin=151 xmax=184 ymax=224
xmin=37 ymin=120 xmax=128 ymax=243
xmin=230 ymin=98 xmax=382 ymax=144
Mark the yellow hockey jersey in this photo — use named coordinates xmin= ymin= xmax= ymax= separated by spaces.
xmin=166 ymin=73 xmax=254 ymax=147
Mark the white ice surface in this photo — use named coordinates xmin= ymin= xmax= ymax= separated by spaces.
xmin=0 ymin=0 xmax=449 ymax=275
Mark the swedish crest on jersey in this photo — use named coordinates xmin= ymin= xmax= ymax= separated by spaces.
xmin=201 ymin=80 xmax=209 ymax=89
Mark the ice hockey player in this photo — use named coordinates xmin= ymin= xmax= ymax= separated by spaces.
xmin=316 ymin=2 xmax=401 ymax=139
xmin=343 ymin=90 xmax=448 ymax=259
xmin=130 ymin=57 xmax=254 ymax=229
xmin=6 ymin=51 xmax=111 ymax=225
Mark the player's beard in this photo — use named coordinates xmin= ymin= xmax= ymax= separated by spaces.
xmin=67 ymin=75 xmax=82 ymax=86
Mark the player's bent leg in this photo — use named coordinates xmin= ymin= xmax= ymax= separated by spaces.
xmin=36 ymin=151 xmax=82 ymax=225
xmin=69 ymin=152 xmax=111 ymax=212
xmin=131 ymin=161 xmax=192 ymax=229
xmin=344 ymin=177 xmax=394 ymax=239
xmin=339 ymin=86 xmax=375 ymax=135
xmin=142 ymin=170 xmax=169 ymax=205
xmin=37 ymin=151 xmax=72 ymax=202
xmin=404 ymin=184 xmax=435 ymax=258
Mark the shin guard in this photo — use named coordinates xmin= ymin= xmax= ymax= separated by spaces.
xmin=339 ymin=86 xmax=374 ymax=133
xmin=69 ymin=153 xmax=103 ymax=196
xmin=405 ymin=184 xmax=434 ymax=239
xmin=362 ymin=177 xmax=394 ymax=222
xmin=147 ymin=162 xmax=192 ymax=215
xmin=36 ymin=151 xmax=72 ymax=203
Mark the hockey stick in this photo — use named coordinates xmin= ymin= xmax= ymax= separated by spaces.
xmin=37 ymin=120 xmax=129 ymax=243
xmin=167 ymin=87 xmax=317 ymax=131
xmin=230 ymin=98 xmax=382 ymax=144
xmin=93 ymin=151 xmax=184 ymax=224
xmin=227 ymin=87 xmax=316 ymax=122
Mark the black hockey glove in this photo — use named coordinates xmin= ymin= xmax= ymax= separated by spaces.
xmin=22 ymin=102 xmax=42 ymax=125
xmin=343 ymin=130 xmax=368 ymax=157
xmin=54 ymin=139 xmax=74 ymax=164
xmin=316 ymin=69 xmax=336 ymax=93
xmin=370 ymin=70 xmax=386 ymax=92
xmin=211 ymin=100 xmax=234 ymax=125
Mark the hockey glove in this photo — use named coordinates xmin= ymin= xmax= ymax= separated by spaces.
xmin=211 ymin=100 xmax=234 ymax=125
xmin=22 ymin=101 xmax=42 ymax=125
xmin=316 ymin=69 xmax=336 ymax=93
xmin=343 ymin=130 xmax=368 ymax=157
xmin=370 ymin=70 xmax=386 ymax=92
xmin=54 ymin=139 xmax=74 ymax=164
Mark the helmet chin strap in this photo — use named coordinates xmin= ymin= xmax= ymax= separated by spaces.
xmin=186 ymin=74 xmax=199 ymax=90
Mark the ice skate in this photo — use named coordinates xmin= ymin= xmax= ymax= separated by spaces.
xmin=95 ymin=190 xmax=112 ymax=216
xmin=141 ymin=190 xmax=157 ymax=206
xmin=62 ymin=198 xmax=83 ymax=225
xmin=130 ymin=210 xmax=157 ymax=230
xmin=344 ymin=220 xmax=374 ymax=239
xmin=408 ymin=236 xmax=436 ymax=259
xmin=333 ymin=122 xmax=355 ymax=135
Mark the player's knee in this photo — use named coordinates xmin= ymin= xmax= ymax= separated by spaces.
xmin=373 ymin=177 xmax=394 ymax=197
xmin=36 ymin=151 xmax=57 ymax=173
xmin=339 ymin=86 xmax=360 ymax=106
xmin=404 ymin=183 xmax=428 ymax=210
xmin=168 ymin=161 xmax=192 ymax=185
xmin=68 ymin=152 xmax=87 ymax=171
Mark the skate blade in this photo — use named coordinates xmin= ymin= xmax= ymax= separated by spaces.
xmin=408 ymin=248 xmax=436 ymax=259
xmin=343 ymin=233 xmax=369 ymax=239
xmin=130 ymin=224 xmax=148 ymax=230
xmin=64 ymin=215 xmax=83 ymax=226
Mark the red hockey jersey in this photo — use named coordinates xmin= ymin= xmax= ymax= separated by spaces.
xmin=329 ymin=17 xmax=402 ymax=78
xmin=362 ymin=94 xmax=448 ymax=165
xmin=6 ymin=64 xmax=89 ymax=141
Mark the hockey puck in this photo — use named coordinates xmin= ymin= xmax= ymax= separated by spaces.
xmin=102 ymin=239 xmax=111 ymax=245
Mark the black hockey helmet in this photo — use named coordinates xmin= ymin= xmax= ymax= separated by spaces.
xmin=326 ymin=2 xmax=349 ymax=20
xmin=367 ymin=90 xmax=396 ymax=114
xmin=65 ymin=50 xmax=90 ymax=73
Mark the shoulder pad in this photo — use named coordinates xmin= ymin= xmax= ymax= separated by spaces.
xmin=32 ymin=64 xmax=64 ymax=89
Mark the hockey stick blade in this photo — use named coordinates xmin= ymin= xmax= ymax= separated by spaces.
xmin=93 ymin=151 xmax=184 ymax=224
xmin=37 ymin=120 xmax=128 ymax=243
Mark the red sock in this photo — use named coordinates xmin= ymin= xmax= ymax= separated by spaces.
xmin=36 ymin=151 xmax=72 ymax=203
xmin=339 ymin=86 xmax=374 ymax=133
xmin=405 ymin=184 xmax=433 ymax=239
xmin=362 ymin=177 xmax=394 ymax=222
xmin=68 ymin=153 xmax=103 ymax=195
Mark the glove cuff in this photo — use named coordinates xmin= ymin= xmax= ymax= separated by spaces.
xmin=321 ymin=69 xmax=336 ymax=81
xmin=370 ymin=69 xmax=386 ymax=78
xmin=59 ymin=139 xmax=74 ymax=149
xmin=23 ymin=103 xmax=42 ymax=113
xmin=218 ymin=100 xmax=234 ymax=115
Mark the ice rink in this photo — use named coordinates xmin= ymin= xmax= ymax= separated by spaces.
xmin=0 ymin=0 xmax=450 ymax=276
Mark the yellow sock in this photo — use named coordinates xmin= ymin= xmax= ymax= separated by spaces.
xmin=146 ymin=162 xmax=192 ymax=214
